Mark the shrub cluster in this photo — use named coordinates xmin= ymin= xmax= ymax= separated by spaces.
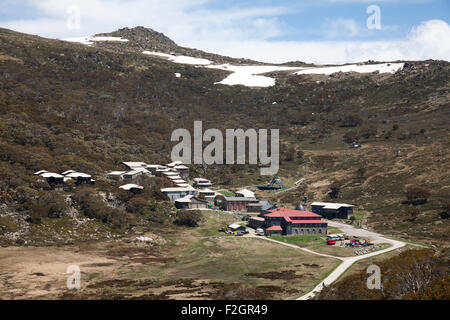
xmin=173 ymin=209 xmax=203 ymax=227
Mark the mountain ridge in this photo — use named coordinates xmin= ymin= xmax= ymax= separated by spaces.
xmin=95 ymin=26 xmax=178 ymax=50
xmin=90 ymin=25 xmax=273 ymax=66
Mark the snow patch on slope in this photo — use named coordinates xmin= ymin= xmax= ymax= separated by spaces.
xmin=142 ymin=51 xmax=405 ymax=87
xmin=295 ymin=63 xmax=404 ymax=75
xmin=62 ymin=36 xmax=129 ymax=46
xmin=142 ymin=51 xmax=212 ymax=65
xmin=142 ymin=51 xmax=301 ymax=87
xmin=206 ymin=64 xmax=302 ymax=87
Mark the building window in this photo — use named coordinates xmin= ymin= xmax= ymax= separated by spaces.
xmin=318 ymin=229 xmax=322 ymax=234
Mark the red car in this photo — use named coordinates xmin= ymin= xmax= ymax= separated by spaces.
xmin=327 ymin=239 xmax=336 ymax=245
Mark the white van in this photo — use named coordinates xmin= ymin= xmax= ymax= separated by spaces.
xmin=335 ymin=234 xmax=345 ymax=240
xmin=256 ymin=228 xmax=265 ymax=236
xmin=327 ymin=234 xmax=345 ymax=241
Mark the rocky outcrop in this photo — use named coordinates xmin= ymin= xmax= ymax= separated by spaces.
xmin=96 ymin=26 xmax=177 ymax=51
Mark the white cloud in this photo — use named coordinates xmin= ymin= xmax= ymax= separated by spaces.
xmin=324 ymin=18 xmax=360 ymax=38
xmin=190 ymin=20 xmax=450 ymax=64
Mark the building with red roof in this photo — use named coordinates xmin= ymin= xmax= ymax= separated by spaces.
xmin=261 ymin=207 xmax=328 ymax=236
xmin=265 ymin=225 xmax=282 ymax=231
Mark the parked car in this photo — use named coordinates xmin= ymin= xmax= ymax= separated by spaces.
xmin=256 ymin=228 xmax=265 ymax=236
xmin=335 ymin=234 xmax=345 ymax=241
xmin=327 ymin=234 xmax=345 ymax=241
xmin=345 ymin=238 xmax=361 ymax=247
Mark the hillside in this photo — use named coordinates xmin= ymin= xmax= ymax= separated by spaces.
xmin=316 ymin=248 xmax=449 ymax=300
xmin=0 ymin=26 xmax=449 ymax=247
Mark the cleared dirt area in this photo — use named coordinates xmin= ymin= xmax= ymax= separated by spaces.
xmin=0 ymin=211 xmax=339 ymax=300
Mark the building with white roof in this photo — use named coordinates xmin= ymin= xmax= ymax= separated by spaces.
xmin=173 ymin=164 xmax=189 ymax=178
xmin=106 ymin=171 xmax=126 ymax=179
xmin=122 ymin=162 xmax=147 ymax=169
xmin=176 ymin=183 xmax=190 ymax=187
xmin=163 ymin=171 xmax=179 ymax=177
xmin=167 ymin=161 xmax=183 ymax=167
xmin=174 ymin=194 xmax=208 ymax=209
xmin=40 ymin=172 xmax=64 ymax=178
xmin=146 ymin=164 xmax=163 ymax=169
xmin=65 ymin=172 xmax=93 ymax=184
xmin=193 ymin=178 xmax=212 ymax=188
xmin=155 ymin=168 xmax=171 ymax=176
xmin=35 ymin=170 xmax=92 ymax=185
xmin=145 ymin=164 xmax=165 ymax=174
xmin=119 ymin=184 xmax=144 ymax=192
xmin=168 ymin=175 xmax=183 ymax=180
xmin=197 ymin=188 xmax=217 ymax=204
xmin=161 ymin=186 xmax=197 ymax=201
xmin=311 ymin=202 xmax=354 ymax=219
xmin=122 ymin=168 xmax=151 ymax=180
xmin=66 ymin=172 xmax=91 ymax=178
xmin=39 ymin=172 xmax=64 ymax=184
xmin=34 ymin=170 xmax=48 ymax=175
xmin=235 ymin=189 xmax=255 ymax=198
xmin=227 ymin=223 xmax=246 ymax=231
xmin=61 ymin=170 xmax=76 ymax=175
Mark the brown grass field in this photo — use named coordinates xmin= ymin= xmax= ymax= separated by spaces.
xmin=0 ymin=211 xmax=340 ymax=300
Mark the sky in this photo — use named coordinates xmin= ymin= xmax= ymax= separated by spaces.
xmin=0 ymin=0 xmax=449 ymax=64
